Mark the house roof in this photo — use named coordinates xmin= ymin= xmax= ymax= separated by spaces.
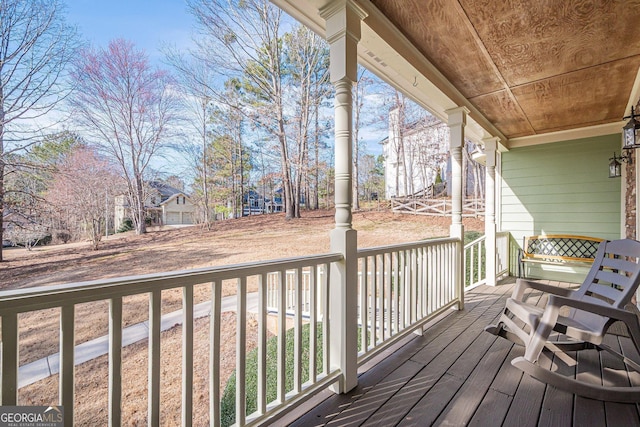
xmin=272 ymin=0 xmax=640 ymax=149
xmin=149 ymin=181 xmax=185 ymax=201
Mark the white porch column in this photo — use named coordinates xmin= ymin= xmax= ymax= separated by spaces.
xmin=321 ymin=0 xmax=366 ymax=394
xmin=483 ymin=137 xmax=499 ymax=286
xmin=446 ymin=107 xmax=469 ymax=309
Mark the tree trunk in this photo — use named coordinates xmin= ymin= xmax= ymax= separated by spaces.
xmin=238 ymin=123 xmax=244 ymax=218
xmin=276 ymin=107 xmax=294 ymax=219
xmin=134 ymin=176 xmax=146 ymax=234
xmin=353 ymin=79 xmax=361 ymax=210
xmin=0 ymin=106 xmax=4 ymax=262
xmin=201 ymin=99 xmax=210 ymax=226
xmin=0 ymin=148 xmax=4 ymax=262
xmin=313 ymin=99 xmax=320 ymax=210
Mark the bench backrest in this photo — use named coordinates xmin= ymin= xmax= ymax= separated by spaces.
xmin=523 ymin=234 xmax=604 ymax=262
xmin=570 ymin=239 xmax=640 ymax=334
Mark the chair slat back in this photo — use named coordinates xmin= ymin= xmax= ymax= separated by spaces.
xmin=570 ymin=239 xmax=640 ymax=332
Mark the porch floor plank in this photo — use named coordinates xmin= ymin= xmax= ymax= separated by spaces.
xmin=287 ymin=279 xmax=640 ymax=427
xmin=602 ymin=334 xmax=640 ymax=427
xmin=573 ymin=348 xmax=606 ymax=427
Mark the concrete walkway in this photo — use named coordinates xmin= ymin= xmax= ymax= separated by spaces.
xmin=19 ymin=293 xmax=260 ymax=388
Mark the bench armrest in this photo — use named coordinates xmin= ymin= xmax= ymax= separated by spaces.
xmin=512 ymin=278 xmax=574 ymax=301
xmin=517 ymin=248 xmax=524 ymax=278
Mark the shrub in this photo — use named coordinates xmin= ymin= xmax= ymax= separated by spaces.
xmin=220 ymin=323 xmax=324 ymax=427
xmin=117 ymin=218 xmax=133 ymax=233
xmin=464 ymin=230 xmax=483 ymax=244
xmin=55 ymin=231 xmax=72 ymax=244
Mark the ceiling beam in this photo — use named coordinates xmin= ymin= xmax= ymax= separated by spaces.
xmin=508 ymin=122 xmax=623 ymax=148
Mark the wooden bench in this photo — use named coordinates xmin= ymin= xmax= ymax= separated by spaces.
xmin=518 ymin=234 xmax=604 ymax=279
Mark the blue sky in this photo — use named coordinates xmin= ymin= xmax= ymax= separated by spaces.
xmin=65 ymin=0 xmax=195 ymax=63
xmin=62 ymin=0 xmax=387 ymax=168
xmin=63 ymin=1 xmax=199 ymax=178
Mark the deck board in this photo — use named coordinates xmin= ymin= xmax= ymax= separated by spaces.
xmin=433 ymin=338 xmax=512 ymax=426
xmin=573 ymin=348 xmax=606 ymax=427
xmin=287 ymin=279 xmax=640 ymax=426
xmin=602 ymin=334 xmax=640 ymax=426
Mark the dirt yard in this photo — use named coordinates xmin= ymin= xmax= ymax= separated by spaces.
xmin=3 ymin=209 xmax=483 ymax=425
xmin=2 ymin=209 xmax=482 ymax=289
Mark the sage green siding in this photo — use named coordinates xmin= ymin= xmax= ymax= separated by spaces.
xmin=500 ymin=134 xmax=622 ymax=281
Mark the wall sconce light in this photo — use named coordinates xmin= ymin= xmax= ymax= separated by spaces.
xmin=610 ymin=106 xmax=640 ymax=177
xmin=470 ymin=147 xmax=486 ymax=165
xmin=623 ymin=106 xmax=640 ymax=149
xmin=609 ymin=151 xmax=631 ymax=178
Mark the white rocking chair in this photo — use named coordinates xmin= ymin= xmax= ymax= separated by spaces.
xmin=486 ymin=238 xmax=640 ymax=402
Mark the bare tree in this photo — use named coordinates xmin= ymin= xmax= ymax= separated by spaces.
xmin=3 ymin=159 xmax=51 ymax=250
xmin=411 ymin=119 xmax=449 ymax=195
xmin=0 ymin=0 xmax=79 ymax=260
xmin=47 ymin=146 xmax=120 ymax=250
xmin=352 ymin=68 xmax=370 ymax=209
xmin=70 ymin=39 xmax=178 ymax=235
xmin=389 ymin=93 xmax=407 ymax=197
xmin=187 ymin=0 xmax=297 ymax=218
xmin=284 ymin=25 xmax=329 ymax=217
xmin=164 ymin=49 xmax=216 ymax=226
xmin=210 ymin=88 xmax=249 ymax=219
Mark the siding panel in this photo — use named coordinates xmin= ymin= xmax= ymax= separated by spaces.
xmin=501 ymin=134 xmax=621 ymax=279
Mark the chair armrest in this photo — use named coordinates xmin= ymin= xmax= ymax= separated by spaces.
xmin=512 ymin=278 xmax=574 ymax=301
xmin=547 ymin=295 xmax=638 ymax=324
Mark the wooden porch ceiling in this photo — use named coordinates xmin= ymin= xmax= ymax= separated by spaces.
xmin=273 ymin=0 xmax=640 ymax=147
xmin=370 ymin=0 xmax=640 ymax=140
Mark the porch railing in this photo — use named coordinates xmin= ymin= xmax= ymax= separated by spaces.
xmin=356 ymin=238 xmax=461 ymax=364
xmin=1 ymin=237 xmax=467 ymax=426
xmin=265 ymin=270 xmax=319 ymax=317
xmin=464 ymin=231 xmax=511 ymax=289
xmin=0 ymin=254 xmax=341 ymax=427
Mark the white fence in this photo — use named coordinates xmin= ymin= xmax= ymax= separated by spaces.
xmin=0 ymin=254 xmax=341 ymax=427
xmin=391 ymin=198 xmax=485 ymax=217
xmin=0 ymin=237 xmax=470 ymax=426
xmin=266 ymin=270 xmax=320 ymax=317
xmin=265 ymin=234 xmax=513 ymax=365
xmin=266 ymin=238 xmax=464 ymax=357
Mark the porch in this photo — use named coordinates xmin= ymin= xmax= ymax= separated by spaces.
xmin=283 ymin=279 xmax=640 ymax=427
xmin=3 ymin=1 xmax=640 ymax=426
xmin=1 ymin=234 xmax=506 ymax=426
xmin=5 ymin=232 xmax=635 ymax=426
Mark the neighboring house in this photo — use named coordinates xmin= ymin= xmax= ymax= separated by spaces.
xmin=242 ymin=189 xmax=284 ymax=216
xmin=114 ymin=181 xmax=196 ymax=230
xmin=381 ymin=108 xmax=449 ymax=199
xmin=381 ymin=108 xmax=484 ymax=200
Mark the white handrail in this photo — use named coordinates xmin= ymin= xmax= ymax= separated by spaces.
xmin=356 ymin=238 xmax=461 ymax=366
xmin=0 ymin=253 xmax=341 ymax=427
xmin=0 ymin=237 xmax=470 ymax=425
xmin=464 ymin=231 xmax=511 ymax=290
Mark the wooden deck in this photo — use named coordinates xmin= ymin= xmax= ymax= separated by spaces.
xmin=284 ymin=278 xmax=640 ymax=427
